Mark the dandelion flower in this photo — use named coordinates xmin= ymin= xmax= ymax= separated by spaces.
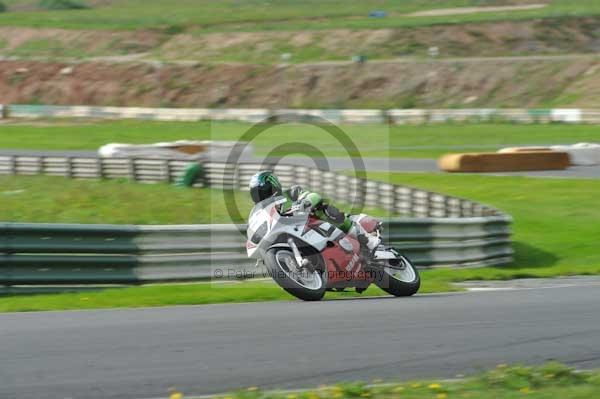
xmin=429 ymin=383 xmax=442 ymax=389
xmin=308 ymin=392 xmax=320 ymax=399
xmin=436 ymin=393 xmax=448 ymax=399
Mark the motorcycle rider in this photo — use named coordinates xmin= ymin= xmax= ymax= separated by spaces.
xmin=248 ymin=170 xmax=380 ymax=255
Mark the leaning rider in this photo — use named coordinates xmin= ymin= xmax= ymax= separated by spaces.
xmin=248 ymin=170 xmax=380 ymax=255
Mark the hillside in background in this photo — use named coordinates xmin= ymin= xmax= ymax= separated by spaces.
xmin=1 ymin=16 xmax=600 ymax=63
xmin=2 ymin=0 xmax=600 ymax=109
xmin=2 ymin=56 xmax=599 ymax=109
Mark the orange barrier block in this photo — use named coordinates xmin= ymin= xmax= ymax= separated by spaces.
xmin=498 ymin=147 xmax=552 ymax=153
xmin=438 ymin=151 xmax=570 ymax=172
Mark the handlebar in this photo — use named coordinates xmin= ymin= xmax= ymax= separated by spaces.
xmin=284 ymin=200 xmax=312 ymax=215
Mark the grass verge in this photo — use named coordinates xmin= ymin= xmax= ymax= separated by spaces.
xmin=3 ymin=120 xmax=600 ymax=159
xmin=0 ymin=279 xmax=457 ymax=312
xmin=185 ymin=362 xmax=600 ymax=399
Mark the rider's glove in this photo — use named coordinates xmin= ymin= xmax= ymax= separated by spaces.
xmin=301 ymin=199 xmax=313 ymax=211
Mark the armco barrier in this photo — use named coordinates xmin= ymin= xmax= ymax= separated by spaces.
xmin=6 ymin=104 xmax=600 ymax=124
xmin=0 ymin=217 xmax=512 ymax=286
xmin=0 ymin=157 xmax=503 ymax=218
xmin=0 ymin=153 xmax=513 ymax=287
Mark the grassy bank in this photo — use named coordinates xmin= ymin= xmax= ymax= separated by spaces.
xmin=195 ymin=363 xmax=600 ymax=399
xmin=3 ymin=120 xmax=600 ymax=159
xmin=0 ymin=0 xmax=599 ymax=32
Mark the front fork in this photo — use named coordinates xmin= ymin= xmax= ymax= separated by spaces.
xmin=287 ymin=238 xmax=311 ymax=270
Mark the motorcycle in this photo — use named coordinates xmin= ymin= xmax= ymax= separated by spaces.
xmin=246 ymin=195 xmax=420 ymax=301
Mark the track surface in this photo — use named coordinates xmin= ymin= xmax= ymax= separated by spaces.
xmin=2 ymin=283 xmax=600 ymax=399
xmin=2 ymin=149 xmax=600 ymax=178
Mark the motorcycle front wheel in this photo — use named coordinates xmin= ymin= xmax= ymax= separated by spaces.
xmin=373 ymin=254 xmax=420 ymax=297
xmin=264 ymin=248 xmax=327 ymax=301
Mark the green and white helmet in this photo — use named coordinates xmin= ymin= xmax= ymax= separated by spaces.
xmin=249 ymin=171 xmax=282 ymax=203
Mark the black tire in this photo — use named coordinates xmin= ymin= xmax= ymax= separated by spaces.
xmin=373 ymin=254 xmax=420 ymax=297
xmin=264 ymin=248 xmax=327 ymax=301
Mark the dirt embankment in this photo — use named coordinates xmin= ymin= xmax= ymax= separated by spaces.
xmin=0 ymin=27 xmax=166 ymax=58
xmin=162 ymin=16 xmax=600 ymax=63
xmin=2 ymin=56 xmax=600 ymax=109
xmin=2 ymin=16 xmax=600 ymax=62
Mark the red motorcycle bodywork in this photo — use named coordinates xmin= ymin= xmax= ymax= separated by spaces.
xmin=306 ymin=216 xmax=377 ymax=289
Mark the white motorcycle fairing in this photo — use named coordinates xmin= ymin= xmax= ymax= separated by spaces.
xmin=246 ymin=196 xmax=342 ymax=259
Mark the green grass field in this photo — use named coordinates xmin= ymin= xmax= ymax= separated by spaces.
xmin=0 ymin=174 xmax=390 ymax=224
xmin=3 ymin=120 xmax=600 ymax=158
xmin=376 ymin=172 xmax=600 ymax=286
xmin=185 ymin=363 xmax=600 ymax=399
xmin=0 ymin=0 xmax=599 ymax=32
xmin=0 ymin=175 xmax=252 ymax=224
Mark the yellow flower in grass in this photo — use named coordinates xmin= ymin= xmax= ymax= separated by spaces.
xmin=169 ymin=392 xmax=183 ymax=399
xmin=519 ymin=387 xmax=533 ymax=394
xmin=307 ymin=391 xmax=320 ymax=399
xmin=428 ymin=383 xmax=442 ymax=389
xmin=436 ymin=393 xmax=448 ymax=399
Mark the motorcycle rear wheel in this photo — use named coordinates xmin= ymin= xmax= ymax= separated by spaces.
xmin=265 ymin=248 xmax=327 ymax=301
xmin=373 ymin=254 xmax=420 ymax=297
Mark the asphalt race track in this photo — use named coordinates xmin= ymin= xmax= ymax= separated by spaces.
xmin=2 ymin=283 xmax=600 ymax=399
